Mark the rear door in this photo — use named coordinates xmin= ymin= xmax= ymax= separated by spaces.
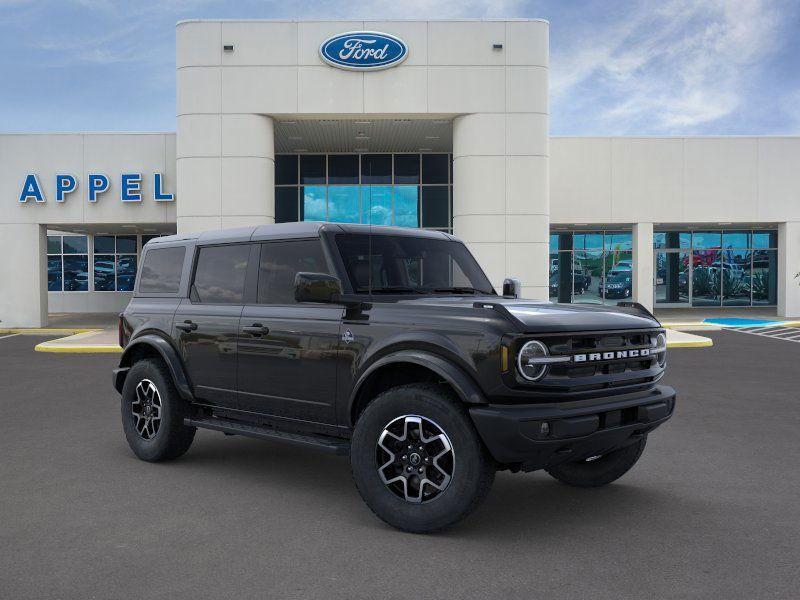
xmin=173 ymin=243 xmax=255 ymax=409
xmin=237 ymin=239 xmax=343 ymax=424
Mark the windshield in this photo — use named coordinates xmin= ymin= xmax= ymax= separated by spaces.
xmin=335 ymin=233 xmax=495 ymax=295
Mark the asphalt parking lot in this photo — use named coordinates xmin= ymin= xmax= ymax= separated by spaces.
xmin=1 ymin=331 xmax=799 ymax=599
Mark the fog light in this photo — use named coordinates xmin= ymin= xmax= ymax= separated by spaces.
xmin=540 ymin=422 xmax=550 ymax=435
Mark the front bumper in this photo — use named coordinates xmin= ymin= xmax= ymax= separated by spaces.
xmin=469 ymin=385 xmax=676 ymax=471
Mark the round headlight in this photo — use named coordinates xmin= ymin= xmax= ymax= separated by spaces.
xmin=654 ymin=332 xmax=667 ymax=367
xmin=517 ymin=340 xmax=550 ymax=381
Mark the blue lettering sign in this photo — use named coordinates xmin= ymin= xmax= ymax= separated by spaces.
xmin=87 ymin=173 xmax=109 ymax=203
xmin=56 ymin=174 xmax=77 ymax=202
xmin=153 ymin=173 xmax=174 ymax=202
xmin=319 ymin=31 xmax=408 ymax=70
xmin=121 ymin=173 xmax=142 ymax=202
xmin=19 ymin=174 xmax=45 ymax=203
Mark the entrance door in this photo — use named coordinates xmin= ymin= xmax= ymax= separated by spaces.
xmin=237 ymin=239 xmax=343 ymax=425
xmin=173 ymin=243 xmax=253 ymax=408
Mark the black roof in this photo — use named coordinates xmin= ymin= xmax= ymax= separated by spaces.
xmin=146 ymin=222 xmax=455 ymax=246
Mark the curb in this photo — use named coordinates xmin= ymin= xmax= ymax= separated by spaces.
xmin=34 ymin=343 xmax=122 ymax=354
xmin=666 ymin=338 xmax=713 ymax=348
xmin=0 ymin=328 xmax=100 ymax=335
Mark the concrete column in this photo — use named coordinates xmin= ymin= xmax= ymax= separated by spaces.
xmin=778 ymin=221 xmax=800 ymax=318
xmin=0 ymin=224 xmax=47 ymax=327
xmin=632 ymin=222 xmax=654 ymax=312
xmin=453 ymin=113 xmax=549 ymax=299
xmin=177 ymin=114 xmax=275 ymax=234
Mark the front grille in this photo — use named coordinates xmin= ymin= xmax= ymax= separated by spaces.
xmin=523 ymin=329 xmax=664 ymax=395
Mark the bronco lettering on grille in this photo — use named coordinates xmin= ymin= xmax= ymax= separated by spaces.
xmin=573 ymin=348 xmax=651 ymax=362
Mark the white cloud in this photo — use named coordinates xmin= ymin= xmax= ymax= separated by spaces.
xmin=551 ymin=0 xmax=790 ymax=133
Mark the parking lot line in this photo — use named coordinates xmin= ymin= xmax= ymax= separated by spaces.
xmin=0 ymin=333 xmax=21 ymax=341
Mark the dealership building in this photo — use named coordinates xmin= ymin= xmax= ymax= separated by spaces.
xmin=1 ymin=18 xmax=799 ymax=327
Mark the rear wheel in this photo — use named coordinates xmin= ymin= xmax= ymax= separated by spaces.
xmin=546 ymin=437 xmax=647 ymax=487
xmin=121 ymin=359 xmax=196 ymax=462
xmin=350 ymin=383 xmax=495 ymax=533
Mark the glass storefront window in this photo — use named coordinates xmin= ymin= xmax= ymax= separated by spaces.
xmin=654 ymin=231 xmax=691 ymax=249
xmin=721 ymin=249 xmax=751 ymax=306
xmin=421 ymin=186 xmax=447 ymax=229
xmin=692 ymin=231 xmax=721 ymax=249
xmin=327 ymin=186 xmax=360 ymax=223
xmin=328 ymin=155 xmax=358 ymax=184
xmin=47 ymin=256 xmax=62 ymax=291
xmin=722 ymin=231 xmax=750 ymax=249
xmin=117 ymin=256 xmax=137 ymax=291
xmin=280 ymin=153 xmax=452 ymax=233
xmin=94 ymin=254 xmax=116 ymax=291
xmin=752 ymin=230 xmax=778 ymax=249
xmin=300 ymin=155 xmax=325 ymax=184
xmin=421 ymin=154 xmax=448 ymax=184
xmin=63 ymin=255 xmax=89 ymax=291
xmin=573 ymin=233 xmax=603 ymax=250
xmin=275 ymin=155 xmax=298 ymax=185
xmin=655 ymin=251 xmax=690 ymax=305
xmin=753 ymin=249 xmax=778 ymax=305
xmin=394 ymin=186 xmax=419 ymax=228
xmin=361 ymin=154 xmax=392 ymax=184
xmin=394 ymin=154 xmax=420 ymax=184
xmin=47 ymin=234 xmax=88 ymax=292
xmin=604 ymin=232 xmax=632 ymax=251
xmin=275 ymin=187 xmax=299 ymax=223
xmin=362 ymin=186 xmax=392 ymax=225
xmin=63 ymin=235 xmax=88 ymax=254
xmin=654 ymin=229 xmax=778 ymax=307
xmin=302 ymin=186 xmax=326 ymax=221
xmin=573 ymin=250 xmax=603 ymax=304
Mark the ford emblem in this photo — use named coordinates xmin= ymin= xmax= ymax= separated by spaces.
xmin=319 ymin=31 xmax=408 ymax=71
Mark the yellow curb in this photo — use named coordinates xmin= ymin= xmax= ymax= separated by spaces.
xmin=667 ymin=338 xmax=714 ymax=348
xmin=34 ymin=342 xmax=122 ymax=353
xmin=0 ymin=328 xmax=100 ymax=335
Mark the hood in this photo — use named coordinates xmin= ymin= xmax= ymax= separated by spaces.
xmin=396 ymin=295 xmax=660 ymax=333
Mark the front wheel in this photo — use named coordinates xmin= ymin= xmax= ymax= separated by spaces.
xmin=546 ymin=437 xmax=647 ymax=487
xmin=350 ymin=383 xmax=495 ymax=533
xmin=121 ymin=359 xmax=196 ymax=462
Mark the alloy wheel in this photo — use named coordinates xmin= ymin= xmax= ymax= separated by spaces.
xmin=376 ymin=415 xmax=455 ymax=503
xmin=131 ymin=379 xmax=162 ymax=440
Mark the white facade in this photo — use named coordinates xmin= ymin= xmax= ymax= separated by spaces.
xmin=0 ymin=19 xmax=799 ymax=327
xmin=175 ymin=19 xmax=550 ymax=299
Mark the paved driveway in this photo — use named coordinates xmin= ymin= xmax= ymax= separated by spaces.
xmin=1 ymin=332 xmax=798 ymax=599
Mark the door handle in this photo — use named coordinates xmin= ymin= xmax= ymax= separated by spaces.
xmin=242 ymin=323 xmax=269 ymax=336
xmin=175 ymin=320 xmax=198 ymax=332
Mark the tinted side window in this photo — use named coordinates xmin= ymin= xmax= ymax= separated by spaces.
xmin=192 ymin=245 xmax=250 ymax=304
xmin=258 ymin=240 xmax=329 ymax=304
xmin=138 ymin=247 xmax=186 ymax=294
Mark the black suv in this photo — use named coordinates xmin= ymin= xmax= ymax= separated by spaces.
xmin=114 ymin=223 xmax=675 ymax=533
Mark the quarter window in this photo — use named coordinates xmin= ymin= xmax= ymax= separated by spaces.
xmin=139 ymin=246 xmax=186 ymax=294
xmin=192 ymin=245 xmax=250 ymax=304
xmin=257 ymin=240 xmax=329 ymax=304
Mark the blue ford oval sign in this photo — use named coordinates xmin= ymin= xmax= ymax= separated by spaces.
xmin=319 ymin=31 xmax=408 ymax=71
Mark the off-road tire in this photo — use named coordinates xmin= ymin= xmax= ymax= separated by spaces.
xmin=121 ymin=358 xmax=196 ymax=462
xmin=350 ymin=383 xmax=495 ymax=533
xmin=546 ymin=436 xmax=647 ymax=487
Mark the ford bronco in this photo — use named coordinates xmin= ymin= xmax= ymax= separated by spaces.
xmin=114 ymin=223 xmax=675 ymax=533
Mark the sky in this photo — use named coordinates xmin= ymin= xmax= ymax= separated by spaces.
xmin=0 ymin=0 xmax=798 ymax=135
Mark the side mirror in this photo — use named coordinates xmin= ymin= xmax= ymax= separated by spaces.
xmin=502 ymin=277 xmax=522 ymax=298
xmin=294 ymin=272 xmax=343 ymax=303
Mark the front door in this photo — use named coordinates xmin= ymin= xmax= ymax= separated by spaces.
xmin=237 ymin=239 xmax=343 ymax=425
xmin=173 ymin=242 xmax=253 ymax=408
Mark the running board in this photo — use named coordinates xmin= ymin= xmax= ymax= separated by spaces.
xmin=184 ymin=417 xmax=350 ymax=455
